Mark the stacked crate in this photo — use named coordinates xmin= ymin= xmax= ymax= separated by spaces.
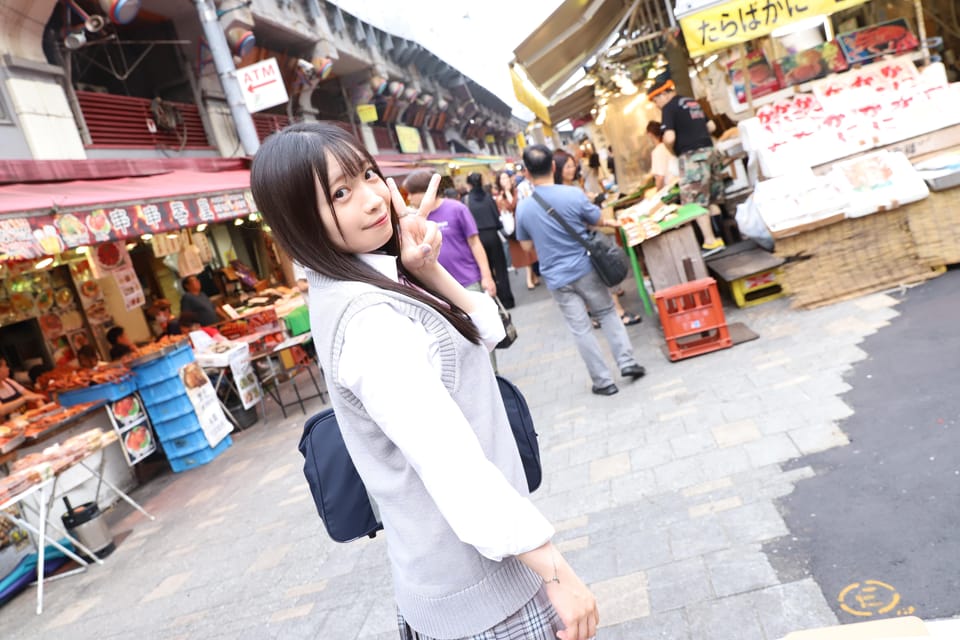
xmin=132 ymin=342 xmax=231 ymax=472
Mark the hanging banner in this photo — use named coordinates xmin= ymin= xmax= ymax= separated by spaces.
xmin=395 ymin=125 xmax=422 ymax=153
xmin=679 ymin=0 xmax=870 ymax=57
xmin=0 ymin=190 xmax=258 ymax=262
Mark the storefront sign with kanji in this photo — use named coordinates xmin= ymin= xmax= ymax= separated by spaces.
xmin=679 ymin=0 xmax=869 ymax=57
xmin=0 ymin=190 xmax=258 ymax=261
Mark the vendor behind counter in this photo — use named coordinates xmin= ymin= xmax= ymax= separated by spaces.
xmin=0 ymin=357 xmax=45 ymax=420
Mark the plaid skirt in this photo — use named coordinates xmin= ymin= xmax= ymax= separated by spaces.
xmin=397 ymin=587 xmax=564 ymax=640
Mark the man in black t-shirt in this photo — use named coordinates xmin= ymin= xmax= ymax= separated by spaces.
xmin=649 ymin=79 xmax=725 ymax=252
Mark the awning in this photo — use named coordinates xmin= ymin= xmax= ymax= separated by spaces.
xmin=548 ymin=83 xmax=598 ymax=125
xmin=0 ymin=169 xmax=255 ymax=261
xmin=512 ymin=0 xmax=636 ymax=99
xmin=677 ymin=0 xmax=870 ymax=57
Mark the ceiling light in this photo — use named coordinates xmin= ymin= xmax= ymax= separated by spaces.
xmin=166 ymin=232 xmax=179 ymax=239
xmin=248 ymin=213 xmax=259 ymax=221
xmin=34 ymin=257 xmax=55 ymax=269
xmin=125 ymin=242 xmax=137 ymax=250
xmin=234 ymin=218 xmax=244 ymax=226
xmin=141 ymin=233 xmax=153 ymax=240
xmin=76 ymin=246 xmax=89 ymax=255
xmin=196 ymin=223 xmax=208 ymax=232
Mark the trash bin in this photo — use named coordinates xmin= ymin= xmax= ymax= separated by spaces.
xmin=61 ymin=498 xmax=115 ymax=559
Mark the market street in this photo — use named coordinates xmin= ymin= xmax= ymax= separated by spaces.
xmin=3 ymin=268 xmax=957 ymax=639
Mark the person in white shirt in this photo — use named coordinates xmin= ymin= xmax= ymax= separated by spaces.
xmin=249 ymin=122 xmax=598 ymax=640
xmin=647 ymin=120 xmax=680 ymax=190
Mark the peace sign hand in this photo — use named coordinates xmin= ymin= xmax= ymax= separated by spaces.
xmin=386 ymin=175 xmax=443 ymax=275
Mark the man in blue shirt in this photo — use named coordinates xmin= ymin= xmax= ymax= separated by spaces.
xmin=516 ymin=145 xmax=645 ymax=396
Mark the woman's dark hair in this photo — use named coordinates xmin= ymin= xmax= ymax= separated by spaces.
xmin=250 ymin=121 xmax=480 ymax=343
xmin=646 ymin=121 xmax=663 ymax=140
xmin=106 ymin=326 xmax=124 ymax=345
xmin=466 ymin=172 xmax=483 ymax=192
xmin=553 ymin=150 xmax=578 ymax=185
xmin=495 ymin=171 xmax=515 ymax=197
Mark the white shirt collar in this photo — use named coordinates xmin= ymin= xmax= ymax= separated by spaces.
xmin=358 ymin=253 xmax=399 ymax=283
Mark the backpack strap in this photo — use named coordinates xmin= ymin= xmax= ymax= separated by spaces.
xmin=328 ymin=290 xmax=461 ymax=416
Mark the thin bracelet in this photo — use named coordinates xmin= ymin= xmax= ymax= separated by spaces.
xmin=545 ymin=548 xmax=560 ymax=584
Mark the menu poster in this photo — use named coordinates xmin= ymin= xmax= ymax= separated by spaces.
xmin=90 ymin=241 xmax=145 ymax=310
xmin=108 ymin=393 xmax=156 ymax=466
xmin=228 ymin=348 xmax=262 ymax=410
xmin=727 ymin=50 xmax=781 ymax=104
xmin=180 ymin=363 xmax=233 ymax=447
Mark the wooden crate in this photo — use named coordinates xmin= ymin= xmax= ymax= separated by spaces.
xmin=642 ymin=225 xmax=708 ymax=291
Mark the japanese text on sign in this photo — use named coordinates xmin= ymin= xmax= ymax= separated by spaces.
xmin=679 ymin=0 xmax=869 ymax=57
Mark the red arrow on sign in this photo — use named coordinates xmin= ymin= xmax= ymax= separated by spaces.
xmin=246 ymin=78 xmax=278 ymax=93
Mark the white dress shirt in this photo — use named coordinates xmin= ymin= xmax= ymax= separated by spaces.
xmin=336 ymin=254 xmax=554 ymax=560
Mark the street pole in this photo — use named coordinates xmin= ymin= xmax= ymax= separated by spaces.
xmin=194 ymin=0 xmax=260 ymax=155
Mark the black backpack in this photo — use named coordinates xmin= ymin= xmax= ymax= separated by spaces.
xmin=298 ymin=375 xmax=541 ymax=543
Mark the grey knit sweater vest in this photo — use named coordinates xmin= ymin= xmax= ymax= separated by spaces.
xmin=306 ymin=270 xmax=542 ymax=638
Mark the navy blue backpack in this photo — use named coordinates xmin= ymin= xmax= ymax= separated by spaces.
xmin=298 ymin=375 xmax=541 ymax=543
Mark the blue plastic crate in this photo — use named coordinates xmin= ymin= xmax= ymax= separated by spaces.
xmin=132 ymin=344 xmax=195 ymax=386
xmin=59 ymin=376 xmax=138 ymax=407
xmin=138 ymin=377 xmax=187 ymax=406
xmin=143 ymin=393 xmax=194 ymax=423
xmin=168 ymin=435 xmax=232 ymax=473
xmin=152 ymin=410 xmax=201 ymax=441
xmin=158 ymin=428 xmax=210 ymax=459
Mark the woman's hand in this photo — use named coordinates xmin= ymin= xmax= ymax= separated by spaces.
xmin=547 ymin=569 xmax=599 ymax=640
xmin=387 ymin=175 xmax=443 ymax=277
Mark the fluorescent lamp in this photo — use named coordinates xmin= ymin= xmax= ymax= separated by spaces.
xmin=196 ymin=223 xmax=208 ymax=232
xmin=34 ymin=257 xmax=54 ymax=269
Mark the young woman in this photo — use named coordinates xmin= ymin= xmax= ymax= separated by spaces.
xmin=0 ymin=358 xmax=44 ymax=420
xmin=497 ymin=171 xmax=540 ymax=290
xmin=250 ymin=122 xmax=598 ymax=640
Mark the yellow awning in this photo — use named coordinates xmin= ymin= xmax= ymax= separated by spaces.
xmin=548 ymin=83 xmax=598 ymax=125
xmin=510 ymin=64 xmax=553 ymax=125
xmin=678 ymin=0 xmax=871 ymax=57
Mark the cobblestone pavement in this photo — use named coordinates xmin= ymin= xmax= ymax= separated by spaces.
xmin=4 ymin=275 xmax=906 ymax=640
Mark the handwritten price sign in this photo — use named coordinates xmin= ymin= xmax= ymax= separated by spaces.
xmin=679 ymin=0 xmax=869 ymax=57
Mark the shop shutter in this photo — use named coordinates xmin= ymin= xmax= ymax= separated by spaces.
xmin=251 ymin=113 xmax=291 ymax=141
xmin=76 ymin=91 xmax=214 ymax=149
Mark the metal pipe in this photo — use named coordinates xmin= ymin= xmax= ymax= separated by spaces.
xmin=193 ymin=0 xmax=260 ymax=155
xmin=664 ymin=0 xmax=677 ymax=28
xmin=914 ymin=0 xmax=930 ymax=66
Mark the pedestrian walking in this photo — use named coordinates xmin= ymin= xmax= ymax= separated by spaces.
xmin=466 ymin=172 xmax=516 ymax=308
xmin=496 ymin=170 xmax=540 ymax=290
xmin=250 ymin=122 xmax=599 ymax=640
xmin=516 ymin=144 xmax=646 ymax=396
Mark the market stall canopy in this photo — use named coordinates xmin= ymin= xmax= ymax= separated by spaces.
xmin=549 ymin=83 xmax=599 ymax=126
xmin=0 ymin=169 xmax=256 ymax=261
xmin=512 ymin=0 xmax=637 ymax=101
xmin=675 ymin=0 xmax=870 ymax=57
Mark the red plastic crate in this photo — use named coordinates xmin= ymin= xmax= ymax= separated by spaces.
xmin=654 ymin=278 xmax=732 ymax=361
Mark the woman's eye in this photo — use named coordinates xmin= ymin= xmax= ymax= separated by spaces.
xmin=364 ymin=168 xmax=377 ymax=180
xmin=333 ymin=188 xmax=348 ymax=200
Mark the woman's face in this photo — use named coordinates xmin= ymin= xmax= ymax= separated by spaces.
xmin=562 ymin=157 xmax=578 ymax=184
xmin=316 ymin=150 xmax=393 ymax=254
xmin=499 ymin=173 xmax=512 ymax=190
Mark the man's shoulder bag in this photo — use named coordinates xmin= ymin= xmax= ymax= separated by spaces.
xmin=298 ymin=376 xmax=541 ymax=543
xmin=531 ymin=191 xmax=629 ymax=288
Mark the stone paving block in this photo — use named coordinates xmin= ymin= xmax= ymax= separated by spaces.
xmin=788 ymin=422 xmax=850 ymax=455
xmin=643 ymin=419 xmax=689 ymax=445
xmin=667 ymin=516 xmax=730 ymax=560
xmin=542 ymin=461 xmax=591 ymax=495
xmin=685 ymin=591 xmax=767 ymax=640
xmin=565 ymin=540 xmax=620 ymax=584
xmin=629 ymin=441 xmax=675 ymax=471
xmin=601 ymin=609 xmax=691 ymax=640
xmin=590 ymin=452 xmax=632 ymax=483
xmin=612 ymin=528 xmax=674 ymax=574
xmin=696 ymin=446 xmax=754 ymax=481
xmin=681 ymin=476 xmax=733 ymax=497
xmin=751 ymin=579 xmax=837 ymax=639
xmin=688 ymin=496 xmax=742 ymax=518
xmin=712 ymin=420 xmax=762 ymax=448
xmin=654 ymin=456 xmax=707 ymax=493
xmin=717 ymin=501 xmax=790 ymax=543
xmin=671 ymin=431 xmax=717 ymax=458
xmin=645 ymin=556 xmax=713 ymax=612
xmin=591 ymin=571 xmax=650 ymax=627
xmin=704 ymin=545 xmax=780 ymax=598
xmin=743 ymin=433 xmax=802 ymax=468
